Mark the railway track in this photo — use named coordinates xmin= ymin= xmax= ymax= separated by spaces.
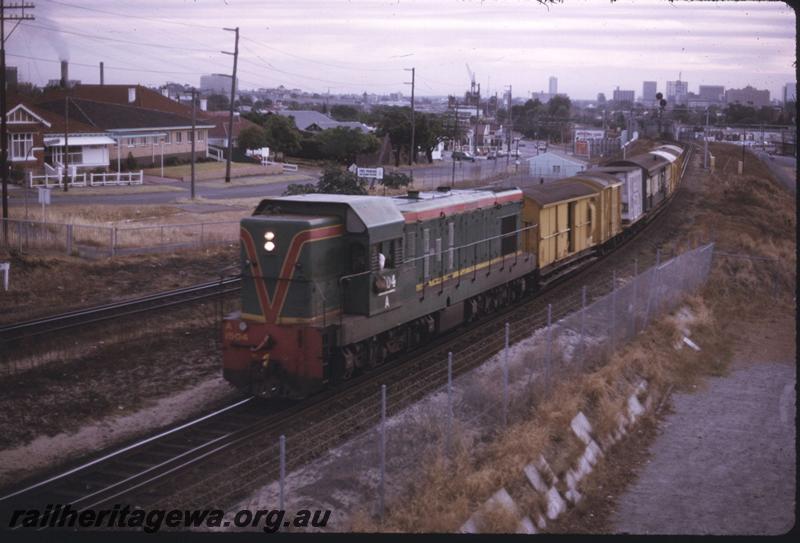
xmin=0 ymin=277 xmax=241 ymax=344
xmin=2 ymin=145 xmax=698 ymax=527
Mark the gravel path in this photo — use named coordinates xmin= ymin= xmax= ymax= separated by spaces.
xmin=612 ymin=358 xmax=795 ymax=535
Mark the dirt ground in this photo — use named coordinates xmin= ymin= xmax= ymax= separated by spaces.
xmin=0 ymin=320 xmax=242 ymax=489
xmin=0 ymin=246 xmax=239 ymax=323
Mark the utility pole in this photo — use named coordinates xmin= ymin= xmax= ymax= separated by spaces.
xmin=222 ymin=26 xmax=239 ymax=184
xmin=1 ymin=0 xmax=35 ymax=241
xmin=703 ymin=108 xmax=709 ymax=170
xmin=451 ymin=98 xmax=458 ymax=187
xmin=404 ymin=67 xmax=415 ymax=165
xmin=62 ymin=96 xmax=69 ymax=192
xmin=506 ymin=85 xmax=512 ymax=168
xmin=190 ymin=88 xmax=196 ymax=199
xmin=473 ymin=83 xmax=480 ymax=155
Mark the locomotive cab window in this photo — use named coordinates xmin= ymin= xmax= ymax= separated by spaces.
xmin=350 ymin=243 xmax=367 ymax=273
xmin=500 ymin=215 xmax=517 ymax=256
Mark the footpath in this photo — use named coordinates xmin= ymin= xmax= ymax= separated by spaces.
xmin=612 ymin=312 xmax=796 ymax=535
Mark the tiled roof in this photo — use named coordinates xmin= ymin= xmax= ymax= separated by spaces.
xmin=278 ymin=110 xmax=369 ymax=132
xmin=35 ymin=99 xmax=214 ymax=131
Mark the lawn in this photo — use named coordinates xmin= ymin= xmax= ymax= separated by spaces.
xmin=143 ymin=161 xmax=261 ymax=180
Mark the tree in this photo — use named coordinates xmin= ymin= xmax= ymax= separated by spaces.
xmin=330 ymin=105 xmax=361 ymax=122
xmin=237 ymin=125 xmax=267 ymax=152
xmin=381 ymin=171 xmax=411 ymax=188
xmin=206 ymin=94 xmax=229 ymax=111
xmin=284 ymin=182 xmax=318 ymax=195
xmin=314 ymin=127 xmax=379 ymax=164
xmin=263 ymin=115 xmax=302 ymax=155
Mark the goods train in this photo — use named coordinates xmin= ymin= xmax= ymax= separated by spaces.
xmin=223 ymin=143 xmax=687 ymax=398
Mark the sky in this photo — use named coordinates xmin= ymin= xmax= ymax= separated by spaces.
xmin=10 ymin=0 xmax=797 ymax=100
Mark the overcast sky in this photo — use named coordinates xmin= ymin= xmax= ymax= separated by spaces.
xmin=11 ymin=0 xmax=797 ymax=100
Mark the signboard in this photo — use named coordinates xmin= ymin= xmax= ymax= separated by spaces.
xmin=37 ymin=187 xmax=51 ymax=205
xmin=574 ymin=129 xmax=605 ymax=142
xmin=356 ymin=167 xmax=384 ymax=180
xmin=575 ymin=140 xmax=590 ymax=157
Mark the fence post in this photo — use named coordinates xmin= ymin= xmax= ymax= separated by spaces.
xmin=110 ymin=227 xmax=117 ymax=257
xmin=611 ymin=270 xmax=617 ymax=354
xmin=446 ymin=352 xmax=453 ymax=456
xmin=545 ymin=304 xmax=552 ymax=385
xmin=632 ymin=259 xmax=638 ymax=335
xmin=66 ymin=224 xmax=73 ymax=256
xmin=643 ymin=249 xmax=661 ymax=330
xmin=503 ymin=323 xmax=509 ymax=427
xmin=579 ymin=286 xmax=586 ymax=367
xmin=379 ymin=384 xmax=386 ymax=522
xmin=279 ymin=434 xmax=286 ymax=511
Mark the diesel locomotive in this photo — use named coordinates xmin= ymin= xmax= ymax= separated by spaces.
xmin=222 ymin=142 xmax=687 ymax=398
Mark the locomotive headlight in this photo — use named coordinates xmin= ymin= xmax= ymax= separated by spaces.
xmin=264 ymin=241 xmax=276 ymax=252
xmin=264 ymin=231 xmax=275 ymax=241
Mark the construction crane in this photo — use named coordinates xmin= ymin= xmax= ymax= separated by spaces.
xmin=465 ymin=63 xmax=476 ymax=94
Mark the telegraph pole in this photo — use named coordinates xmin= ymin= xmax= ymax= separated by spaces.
xmin=404 ymin=67 xmax=415 ymax=165
xmin=222 ymin=26 xmax=239 ymax=184
xmin=190 ymin=88 xmax=197 ymax=199
xmin=703 ymin=108 xmax=709 ymax=170
xmin=451 ymin=98 xmax=457 ymax=187
xmin=62 ymin=96 xmax=69 ymax=192
xmin=1 ymin=0 xmax=35 ymax=240
xmin=505 ymin=85 xmax=512 ymax=168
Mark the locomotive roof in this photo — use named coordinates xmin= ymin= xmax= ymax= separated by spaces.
xmin=521 ymin=179 xmax=598 ymax=205
xmin=391 ymin=187 xmax=522 ymax=221
xmin=256 ymin=194 xmax=405 ymax=243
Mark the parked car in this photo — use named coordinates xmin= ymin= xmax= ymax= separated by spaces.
xmin=452 ymin=151 xmax=476 ymax=162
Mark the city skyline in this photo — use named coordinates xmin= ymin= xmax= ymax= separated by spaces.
xmin=10 ymin=0 xmax=796 ymax=100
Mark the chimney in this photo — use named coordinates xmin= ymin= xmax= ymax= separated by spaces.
xmin=99 ymin=62 xmax=104 ymax=85
xmin=60 ymin=60 xmax=68 ymax=88
xmin=199 ymin=98 xmax=207 ymax=111
xmin=128 ymin=87 xmax=136 ymax=103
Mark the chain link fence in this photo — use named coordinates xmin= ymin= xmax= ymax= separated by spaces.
xmin=0 ymin=218 xmax=239 ymax=258
xmin=234 ymin=242 xmax=717 ymax=526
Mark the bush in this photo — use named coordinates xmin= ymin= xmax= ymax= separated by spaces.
xmin=284 ymin=183 xmax=318 ymax=195
xmin=381 ymin=171 xmax=411 ymax=188
xmin=125 ymin=152 xmax=137 ymax=171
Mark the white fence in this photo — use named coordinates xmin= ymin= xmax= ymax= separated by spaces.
xmin=263 ymin=160 xmax=299 ymax=172
xmin=207 ymin=146 xmax=225 ymax=162
xmin=28 ymin=171 xmax=143 ymax=188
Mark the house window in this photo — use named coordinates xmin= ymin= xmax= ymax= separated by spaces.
xmin=54 ymin=145 xmax=83 ymax=165
xmin=163 ymin=133 xmax=171 ymax=145
xmin=552 ymin=165 xmax=561 ymax=174
xmin=197 ymin=129 xmax=204 ymax=141
xmin=10 ymin=133 xmax=34 ymax=160
xmin=127 ymin=137 xmax=134 ymax=148
xmin=176 ymin=131 xmax=183 ymax=143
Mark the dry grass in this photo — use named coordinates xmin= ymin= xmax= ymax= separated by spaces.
xmin=351 ymin=294 xmax=727 ymax=533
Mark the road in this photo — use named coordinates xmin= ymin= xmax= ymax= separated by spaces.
xmin=754 ymin=152 xmax=796 ymax=194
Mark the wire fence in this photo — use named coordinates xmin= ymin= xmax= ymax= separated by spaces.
xmin=233 ymin=242 xmax=719 ymax=527
xmin=0 ymin=218 xmax=239 ymax=258
xmin=390 ymin=159 xmax=531 ymax=191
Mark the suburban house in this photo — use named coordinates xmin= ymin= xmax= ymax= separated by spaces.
xmin=276 ymin=110 xmax=371 ymax=133
xmin=5 ymin=98 xmax=113 ymax=179
xmin=526 ymin=150 xmax=588 ymax=181
xmin=34 ymin=98 xmax=215 ymax=169
xmin=202 ymin=110 xmax=261 ymax=150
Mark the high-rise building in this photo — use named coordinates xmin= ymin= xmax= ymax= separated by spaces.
xmin=642 ymin=81 xmax=657 ymax=105
xmin=698 ymin=85 xmax=725 ymax=104
xmin=200 ymin=73 xmax=237 ymax=95
xmin=725 ymin=85 xmax=770 ymax=108
xmin=549 ymin=76 xmax=557 ymax=95
xmin=612 ymin=87 xmax=635 ymax=104
xmin=666 ymin=79 xmax=689 ymax=105
xmin=784 ymin=82 xmax=797 ymax=103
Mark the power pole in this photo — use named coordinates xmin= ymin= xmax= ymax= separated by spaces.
xmin=190 ymin=88 xmax=196 ymax=199
xmin=62 ymin=96 xmax=69 ymax=192
xmin=222 ymin=26 xmax=239 ymax=184
xmin=1 ymin=0 xmax=35 ymax=240
xmin=404 ymin=67 xmax=415 ymax=165
xmin=506 ymin=85 xmax=512 ymax=168
xmin=451 ymin=98 xmax=458 ymax=187
xmin=703 ymin=108 xmax=709 ymax=170
xmin=473 ymin=83 xmax=480 ymax=155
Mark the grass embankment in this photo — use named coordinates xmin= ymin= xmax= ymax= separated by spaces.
xmin=352 ymin=143 xmax=796 ymax=533
xmin=143 ymin=161 xmax=266 ymax=180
